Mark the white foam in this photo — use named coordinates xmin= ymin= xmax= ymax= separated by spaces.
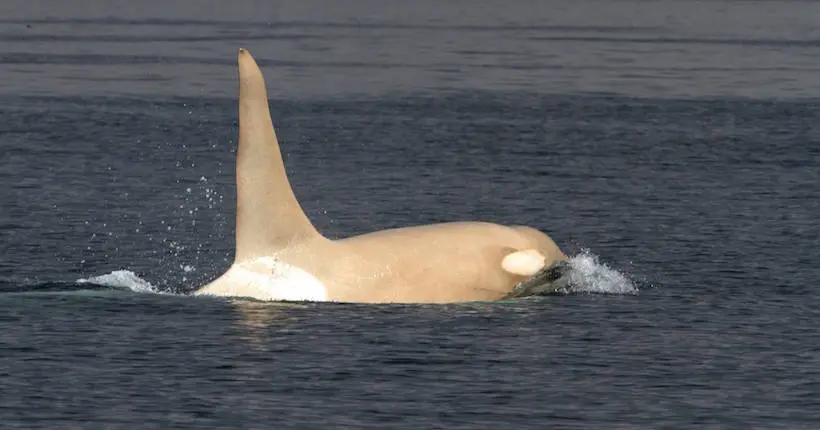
xmin=566 ymin=250 xmax=638 ymax=294
xmin=77 ymin=270 xmax=163 ymax=294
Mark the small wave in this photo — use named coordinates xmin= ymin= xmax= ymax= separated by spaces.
xmin=565 ymin=250 xmax=638 ymax=294
xmin=77 ymin=270 xmax=164 ymax=294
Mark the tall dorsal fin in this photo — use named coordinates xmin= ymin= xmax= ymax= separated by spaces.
xmin=233 ymin=48 xmax=321 ymax=261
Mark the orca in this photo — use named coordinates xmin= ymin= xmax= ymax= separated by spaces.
xmin=194 ymin=49 xmax=567 ymax=303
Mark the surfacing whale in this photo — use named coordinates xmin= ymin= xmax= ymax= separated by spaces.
xmin=194 ymin=49 xmax=568 ymax=304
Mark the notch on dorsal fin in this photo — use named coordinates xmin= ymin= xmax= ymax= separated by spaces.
xmin=233 ymin=48 xmax=321 ymax=261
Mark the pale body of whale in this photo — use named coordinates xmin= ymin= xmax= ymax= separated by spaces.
xmin=194 ymin=49 xmax=566 ymax=304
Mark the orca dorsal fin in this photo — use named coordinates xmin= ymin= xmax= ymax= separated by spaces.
xmin=233 ymin=48 xmax=321 ymax=261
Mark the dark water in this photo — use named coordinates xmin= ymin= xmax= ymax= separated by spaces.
xmin=2 ymin=0 xmax=820 ymax=428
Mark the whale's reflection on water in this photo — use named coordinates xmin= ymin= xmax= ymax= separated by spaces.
xmin=224 ymin=299 xmax=305 ymax=352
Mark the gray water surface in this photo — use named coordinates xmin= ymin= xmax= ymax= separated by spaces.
xmin=2 ymin=0 xmax=820 ymax=428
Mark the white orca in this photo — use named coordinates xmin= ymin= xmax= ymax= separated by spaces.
xmin=194 ymin=49 xmax=567 ymax=303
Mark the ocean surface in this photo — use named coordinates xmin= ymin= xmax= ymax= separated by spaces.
xmin=2 ymin=0 xmax=820 ymax=428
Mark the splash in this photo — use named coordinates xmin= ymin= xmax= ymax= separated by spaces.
xmin=565 ymin=250 xmax=638 ymax=294
xmin=77 ymin=270 xmax=165 ymax=295
xmin=156 ymin=174 xmax=231 ymax=287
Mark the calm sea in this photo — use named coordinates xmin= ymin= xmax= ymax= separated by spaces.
xmin=1 ymin=0 xmax=819 ymax=428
